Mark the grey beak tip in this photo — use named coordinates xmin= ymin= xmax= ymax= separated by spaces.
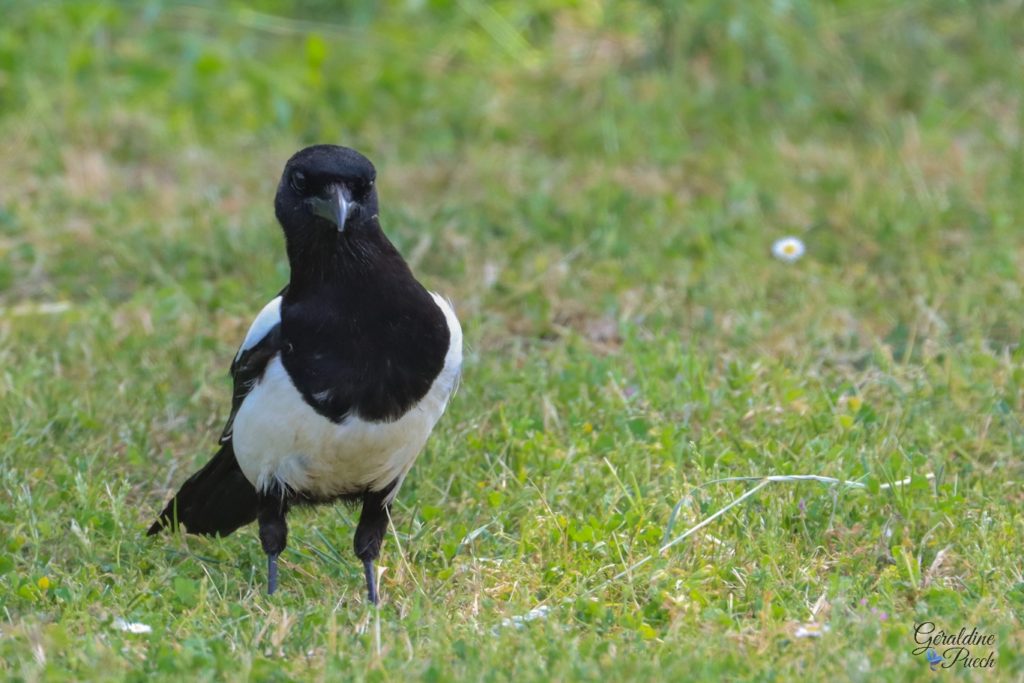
xmin=336 ymin=197 xmax=348 ymax=232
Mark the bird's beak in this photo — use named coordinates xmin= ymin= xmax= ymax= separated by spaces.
xmin=308 ymin=183 xmax=351 ymax=232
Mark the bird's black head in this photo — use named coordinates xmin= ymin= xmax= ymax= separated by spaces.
xmin=274 ymin=145 xmax=379 ymax=239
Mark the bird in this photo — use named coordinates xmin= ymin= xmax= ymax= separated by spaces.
xmin=147 ymin=144 xmax=463 ymax=604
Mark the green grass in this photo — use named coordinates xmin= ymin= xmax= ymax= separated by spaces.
xmin=2 ymin=1 xmax=1023 ymax=680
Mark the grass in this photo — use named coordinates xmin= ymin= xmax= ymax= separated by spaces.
xmin=1 ymin=0 xmax=1023 ymax=680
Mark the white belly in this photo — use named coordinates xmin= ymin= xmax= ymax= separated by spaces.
xmin=232 ymin=293 xmax=462 ymax=502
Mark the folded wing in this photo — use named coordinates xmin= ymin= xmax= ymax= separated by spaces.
xmin=148 ymin=290 xmax=286 ymax=537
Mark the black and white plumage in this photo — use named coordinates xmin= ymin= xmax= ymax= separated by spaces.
xmin=148 ymin=145 xmax=462 ymax=603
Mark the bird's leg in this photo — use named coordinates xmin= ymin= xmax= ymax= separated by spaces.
xmin=362 ymin=558 xmax=378 ymax=606
xmin=267 ymin=552 xmax=279 ymax=594
xmin=257 ymin=485 xmax=290 ymax=595
xmin=354 ymin=486 xmax=394 ymax=606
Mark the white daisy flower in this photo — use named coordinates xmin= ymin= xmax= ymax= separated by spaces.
xmin=771 ymin=236 xmax=806 ymax=262
xmin=794 ymin=622 xmax=830 ymax=638
xmin=112 ymin=618 xmax=152 ymax=634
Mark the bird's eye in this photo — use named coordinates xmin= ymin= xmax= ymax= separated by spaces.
xmin=290 ymin=171 xmax=307 ymax=193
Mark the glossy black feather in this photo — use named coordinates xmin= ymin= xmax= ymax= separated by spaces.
xmin=147 ymin=443 xmax=258 ymax=536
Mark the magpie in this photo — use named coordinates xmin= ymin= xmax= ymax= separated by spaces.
xmin=148 ymin=145 xmax=463 ymax=604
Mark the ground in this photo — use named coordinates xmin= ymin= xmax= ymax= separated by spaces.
xmin=1 ymin=1 xmax=1022 ymax=680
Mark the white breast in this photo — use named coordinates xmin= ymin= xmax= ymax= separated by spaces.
xmin=232 ymin=292 xmax=462 ymax=502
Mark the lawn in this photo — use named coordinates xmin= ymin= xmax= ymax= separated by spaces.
xmin=1 ymin=1 xmax=1022 ymax=680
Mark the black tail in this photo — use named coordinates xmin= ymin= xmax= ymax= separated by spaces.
xmin=147 ymin=443 xmax=259 ymax=537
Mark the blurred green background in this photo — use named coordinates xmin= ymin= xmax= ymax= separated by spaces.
xmin=1 ymin=1 xmax=1022 ymax=680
